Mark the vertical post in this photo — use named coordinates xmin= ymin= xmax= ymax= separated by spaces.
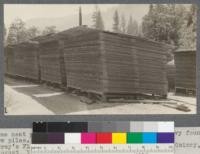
xmin=79 ymin=6 xmax=82 ymax=26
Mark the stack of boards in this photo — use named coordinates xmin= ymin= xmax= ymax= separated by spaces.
xmin=63 ymin=27 xmax=168 ymax=98
xmin=174 ymin=49 xmax=196 ymax=95
xmin=5 ymin=26 xmax=169 ymax=99
xmin=63 ymin=28 xmax=103 ymax=93
xmin=5 ymin=41 xmax=40 ymax=80
xmin=38 ymin=36 xmax=66 ymax=85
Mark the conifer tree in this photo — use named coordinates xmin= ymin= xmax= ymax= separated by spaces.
xmin=92 ymin=5 xmax=105 ymax=30
xmin=113 ymin=10 xmax=120 ymax=33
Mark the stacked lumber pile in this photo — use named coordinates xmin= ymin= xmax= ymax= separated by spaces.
xmin=4 ymin=45 xmax=15 ymax=75
xmin=133 ymin=38 xmax=168 ymax=96
xmin=63 ymin=26 xmax=168 ymax=97
xmin=174 ymin=49 xmax=196 ymax=91
xmin=5 ymin=26 xmax=169 ymax=98
xmin=101 ymin=32 xmax=168 ymax=96
xmin=166 ymin=60 xmax=176 ymax=91
xmin=5 ymin=42 xmax=40 ymax=80
xmin=63 ymin=27 xmax=102 ymax=93
xmin=39 ymin=39 xmax=65 ymax=85
xmin=100 ymin=32 xmax=139 ymax=94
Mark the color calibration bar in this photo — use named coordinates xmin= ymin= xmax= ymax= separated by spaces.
xmin=32 ymin=132 xmax=174 ymax=144
xmin=32 ymin=121 xmax=174 ymax=144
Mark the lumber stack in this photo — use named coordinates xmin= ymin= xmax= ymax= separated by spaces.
xmin=4 ymin=26 xmax=169 ymax=98
xmin=100 ymin=32 xmax=139 ymax=94
xmin=63 ymin=26 xmax=168 ymax=97
xmin=133 ymin=38 xmax=168 ymax=96
xmin=4 ymin=45 xmax=15 ymax=75
xmin=174 ymin=49 xmax=196 ymax=91
xmin=5 ymin=42 xmax=40 ymax=80
xmin=63 ymin=28 xmax=102 ymax=93
xmin=39 ymin=39 xmax=65 ymax=85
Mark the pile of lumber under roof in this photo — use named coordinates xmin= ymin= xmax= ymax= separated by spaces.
xmin=62 ymin=27 xmax=169 ymax=97
xmin=5 ymin=41 xmax=40 ymax=80
xmin=4 ymin=26 xmax=170 ymax=98
xmin=174 ymin=49 xmax=196 ymax=92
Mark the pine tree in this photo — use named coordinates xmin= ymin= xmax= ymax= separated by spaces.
xmin=142 ymin=4 xmax=156 ymax=40
xmin=138 ymin=23 xmax=143 ymax=37
xmin=92 ymin=5 xmax=98 ymax=28
xmin=127 ymin=16 xmax=139 ymax=36
xmin=27 ymin=26 xmax=40 ymax=39
xmin=42 ymin=26 xmax=57 ymax=35
xmin=120 ymin=14 xmax=126 ymax=33
xmin=96 ymin=10 xmax=104 ymax=30
xmin=79 ymin=6 xmax=82 ymax=26
xmin=4 ymin=25 xmax=6 ymax=38
xmin=113 ymin=10 xmax=120 ymax=33
xmin=132 ymin=20 xmax=139 ymax=36
xmin=92 ymin=5 xmax=104 ymax=30
xmin=7 ymin=18 xmax=28 ymax=45
xmin=179 ymin=4 xmax=197 ymax=49
xmin=142 ymin=4 xmax=187 ymax=46
xmin=127 ymin=15 xmax=133 ymax=34
xmin=4 ymin=25 xmax=7 ymax=46
xmin=127 ymin=15 xmax=139 ymax=36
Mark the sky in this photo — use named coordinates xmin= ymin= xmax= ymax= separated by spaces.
xmin=4 ymin=4 xmax=149 ymax=31
xmin=4 ymin=4 xmax=115 ymax=24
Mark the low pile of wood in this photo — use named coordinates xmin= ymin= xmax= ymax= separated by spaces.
xmin=174 ymin=49 xmax=196 ymax=92
xmin=5 ymin=41 xmax=40 ymax=80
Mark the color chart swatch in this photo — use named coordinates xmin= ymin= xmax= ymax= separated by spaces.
xmin=32 ymin=121 xmax=174 ymax=144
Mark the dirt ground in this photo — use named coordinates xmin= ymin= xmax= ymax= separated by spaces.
xmin=4 ymin=77 xmax=196 ymax=115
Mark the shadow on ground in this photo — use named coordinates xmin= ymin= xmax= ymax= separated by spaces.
xmin=5 ymin=77 xmax=129 ymax=115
